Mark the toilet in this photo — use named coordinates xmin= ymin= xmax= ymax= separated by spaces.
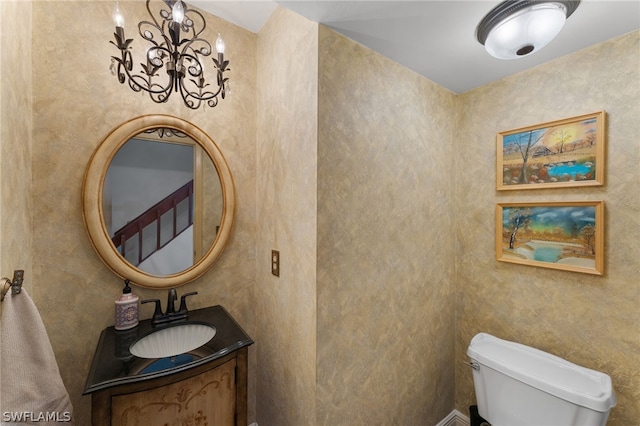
xmin=467 ymin=333 xmax=617 ymax=426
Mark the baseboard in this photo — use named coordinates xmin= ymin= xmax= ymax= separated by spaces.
xmin=250 ymin=411 xmax=469 ymax=426
xmin=435 ymin=409 xmax=470 ymax=426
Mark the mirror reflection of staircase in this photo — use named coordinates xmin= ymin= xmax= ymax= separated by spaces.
xmin=111 ymin=180 xmax=193 ymax=267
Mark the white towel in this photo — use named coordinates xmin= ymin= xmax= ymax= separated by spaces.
xmin=1 ymin=288 xmax=73 ymax=425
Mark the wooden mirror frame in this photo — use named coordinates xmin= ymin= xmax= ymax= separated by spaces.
xmin=82 ymin=115 xmax=235 ymax=288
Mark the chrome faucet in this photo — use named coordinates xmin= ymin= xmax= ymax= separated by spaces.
xmin=142 ymin=288 xmax=197 ymax=326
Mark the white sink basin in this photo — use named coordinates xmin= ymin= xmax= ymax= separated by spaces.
xmin=129 ymin=322 xmax=216 ymax=359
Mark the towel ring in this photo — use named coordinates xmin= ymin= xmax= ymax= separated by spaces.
xmin=1 ymin=270 xmax=24 ymax=301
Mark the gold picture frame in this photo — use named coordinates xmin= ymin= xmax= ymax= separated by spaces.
xmin=497 ymin=111 xmax=605 ymax=190
xmin=496 ymin=201 xmax=604 ymax=275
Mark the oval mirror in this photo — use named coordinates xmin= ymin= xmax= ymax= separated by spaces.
xmin=82 ymin=115 xmax=235 ymax=288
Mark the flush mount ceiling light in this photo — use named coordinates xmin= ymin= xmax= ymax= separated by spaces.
xmin=476 ymin=0 xmax=580 ymax=60
xmin=110 ymin=0 xmax=229 ymax=109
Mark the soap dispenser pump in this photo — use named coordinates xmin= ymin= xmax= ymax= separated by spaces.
xmin=115 ymin=279 xmax=139 ymax=330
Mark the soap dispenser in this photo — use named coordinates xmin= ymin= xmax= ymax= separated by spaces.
xmin=115 ymin=279 xmax=139 ymax=330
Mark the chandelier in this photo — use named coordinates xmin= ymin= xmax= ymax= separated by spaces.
xmin=110 ymin=0 xmax=229 ymax=109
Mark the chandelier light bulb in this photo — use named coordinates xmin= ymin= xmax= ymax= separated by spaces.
xmin=216 ymin=34 xmax=226 ymax=54
xmin=112 ymin=3 xmax=125 ymax=28
xmin=172 ymin=1 xmax=185 ymax=24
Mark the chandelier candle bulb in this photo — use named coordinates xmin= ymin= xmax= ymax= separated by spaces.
xmin=172 ymin=1 xmax=185 ymax=24
xmin=112 ymin=2 xmax=125 ymax=42
xmin=216 ymin=34 xmax=225 ymax=54
xmin=112 ymin=2 xmax=124 ymax=28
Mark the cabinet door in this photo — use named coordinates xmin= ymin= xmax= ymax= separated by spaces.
xmin=111 ymin=359 xmax=237 ymax=426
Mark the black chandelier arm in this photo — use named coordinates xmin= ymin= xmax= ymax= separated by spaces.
xmin=177 ymin=70 xmax=228 ymax=109
xmin=175 ymin=51 xmax=206 ymax=80
xmin=212 ymin=55 xmax=230 ymax=73
xmin=181 ymin=88 xmax=221 ymax=110
xmin=141 ymin=0 xmax=177 ymax=50
xmin=183 ymin=80 xmax=222 ymax=100
xmin=111 ymin=27 xmax=133 ymax=51
xmin=145 ymin=45 xmax=173 ymax=72
xmin=179 ymin=74 xmax=223 ymax=100
xmin=111 ymin=47 xmax=176 ymax=98
xmin=220 ymin=77 xmax=229 ymax=97
xmin=110 ymin=49 xmax=133 ymax=84
xmin=139 ymin=19 xmax=173 ymax=56
xmin=111 ymin=61 xmax=127 ymax=85
xmin=179 ymin=36 xmax=213 ymax=60
xmin=146 ymin=1 xmax=209 ymax=52
xmin=110 ymin=25 xmax=178 ymax=97
xmin=127 ymin=72 xmax=172 ymax=97
xmin=138 ymin=17 xmax=213 ymax=69
xmin=182 ymin=6 xmax=207 ymax=40
xmin=145 ymin=0 xmax=165 ymax=31
xmin=179 ymin=54 xmax=227 ymax=94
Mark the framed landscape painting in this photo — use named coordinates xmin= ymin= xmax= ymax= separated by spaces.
xmin=497 ymin=111 xmax=605 ymax=190
xmin=496 ymin=201 xmax=604 ymax=275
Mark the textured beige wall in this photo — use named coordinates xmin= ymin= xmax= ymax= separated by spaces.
xmin=255 ymin=15 xmax=459 ymax=424
xmin=0 ymin=0 xmax=33 ymax=413
xmin=455 ymin=31 xmax=640 ymax=425
xmin=31 ymin=2 xmax=257 ymax=424
xmin=316 ymin=27 xmax=458 ymax=425
xmin=255 ymin=8 xmax=318 ymax=425
xmin=0 ymin=1 xmax=33 ymax=287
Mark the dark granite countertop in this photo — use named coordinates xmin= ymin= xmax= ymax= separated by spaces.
xmin=83 ymin=305 xmax=253 ymax=394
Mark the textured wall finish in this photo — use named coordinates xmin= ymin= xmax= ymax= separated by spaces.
xmin=0 ymin=0 xmax=33 ymax=413
xmin=455 ymin=31 xmax=640 ymax=425
xmin=0 ymin=1 xmax=33 ymax=289
xmin=256 ymin=8 xmax=318 ymax=425
xmin=317 ymin=27 xmax=458 ymax=425
xmin=31 ymin=2 xmax=257 ymax=424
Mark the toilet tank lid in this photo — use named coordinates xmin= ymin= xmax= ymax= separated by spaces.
xmin=467 ymin=333 xmax=617 ymax=412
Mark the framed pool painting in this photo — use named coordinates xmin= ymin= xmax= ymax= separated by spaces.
xmin=496 ymin=201 xmax=604 ymax=275
xmin=497 ymin=111 xmax=606 ymax=190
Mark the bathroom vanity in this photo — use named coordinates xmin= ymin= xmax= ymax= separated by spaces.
xmin=84 ymin=305 xmax=253 ymax=426
xmin=82 ymin=115 xmax=246 ymax=425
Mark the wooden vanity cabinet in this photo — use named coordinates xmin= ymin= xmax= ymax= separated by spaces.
xmin=91 ymin=347 xmax=248 ymax=426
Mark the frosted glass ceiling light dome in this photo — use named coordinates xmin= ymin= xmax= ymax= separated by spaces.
xmin=476 ymin=0 xmax=580 ymax=60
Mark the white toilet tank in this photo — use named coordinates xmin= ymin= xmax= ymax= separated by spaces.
xmin=467 ymin=333 xmax=616 ymax=426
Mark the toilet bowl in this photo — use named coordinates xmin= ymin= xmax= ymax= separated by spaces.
xmin=467 ymin=333 xmax=616 ymax=426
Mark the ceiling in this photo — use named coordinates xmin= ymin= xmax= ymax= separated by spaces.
xmin=193 ymin=0 xmax=640 ymax=93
